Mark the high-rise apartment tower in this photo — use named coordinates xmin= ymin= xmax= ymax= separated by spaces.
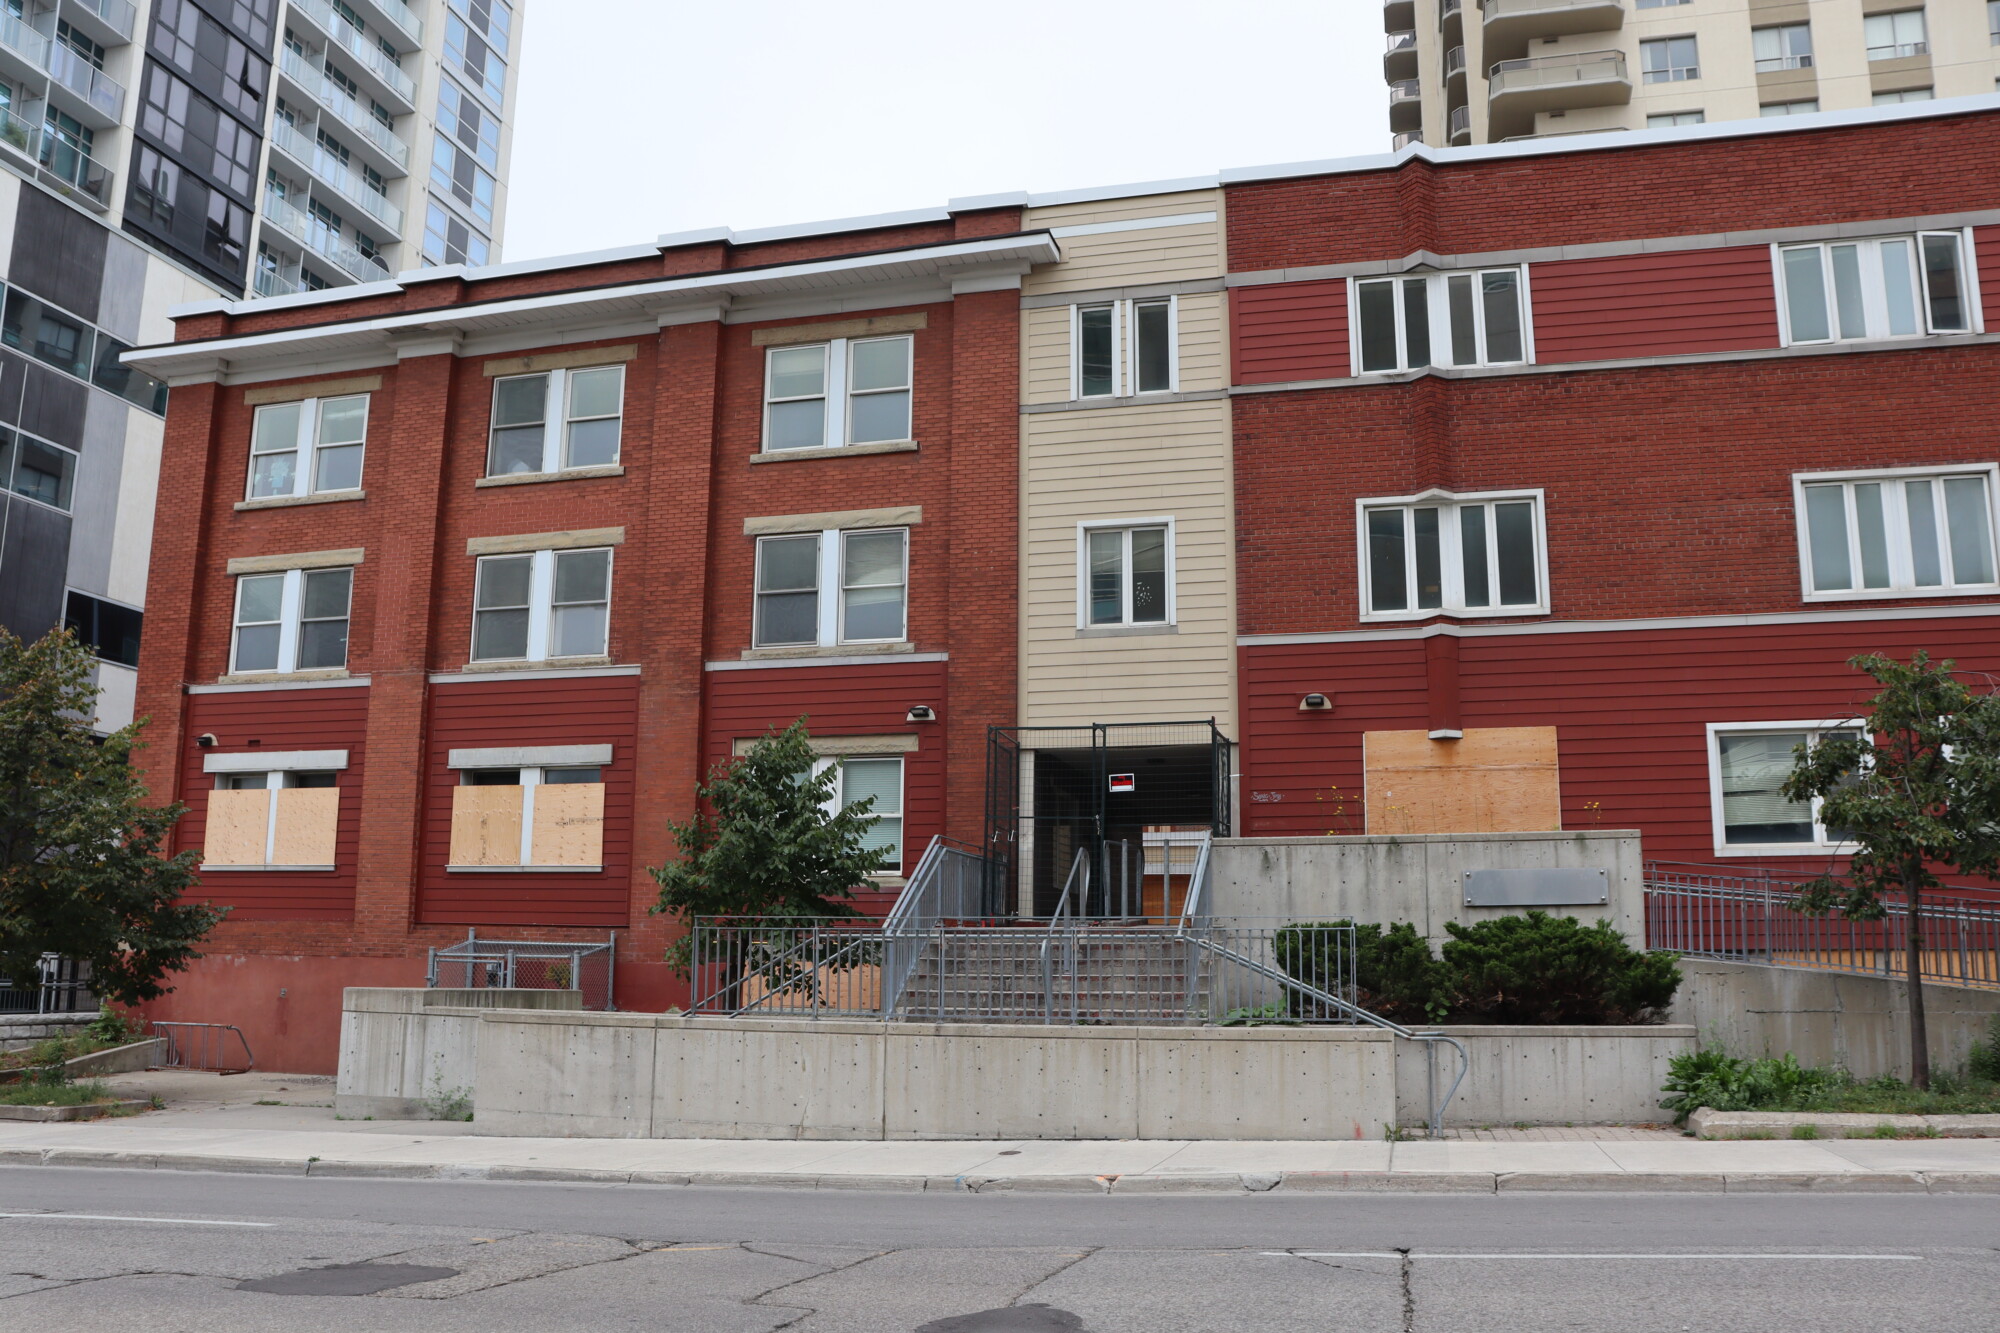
xmin=1385 ymin=0 xmax=2000 ymax=147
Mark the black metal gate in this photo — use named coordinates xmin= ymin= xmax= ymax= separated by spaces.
xmin=986 ymin=721 xmax=1232 ymax=918
xmin=982 ymin=728 xmax=1020 ymax=918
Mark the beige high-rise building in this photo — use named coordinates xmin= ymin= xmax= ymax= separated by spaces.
xmin=1385 ymin=0 xmax=2000 ymax=147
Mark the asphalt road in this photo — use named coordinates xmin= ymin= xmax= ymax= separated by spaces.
xmin=1 ymin=1167 xmax=1996 ymax=1331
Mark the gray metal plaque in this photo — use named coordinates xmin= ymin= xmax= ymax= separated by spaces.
xmin=1463 ymin=867 xmax=1609 ymax=907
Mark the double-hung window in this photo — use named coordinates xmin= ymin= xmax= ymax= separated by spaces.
xmin=1865 ymin=10 xmax=1927 ymax=60
xmin=487 ymin=365 xmax=624 ymax=475
xmin=231 ymin=567 xmax=353 ymax=674
xmin=814 ymin=755 xmax=904 ymax=868
xmin=1360 ymin=490 xmax=1546 ymax=619
xmin=1351 ymin=269 xmax=1528 ymax=375
xmin=1752 ymin=23 xmax=1812 ymax=72
xmin=1640 ymin=36 xmax=1699 ymax=83
xmin=753 ymin=528 xmax=908 ymax=647
xmin=449 ymin=750 xmax=606 ymax=871
xmin=202 ymin=762 xmax=342 ymax=870
xmin=1073 ymin=297 xmax=1176 ymax=399
xmin=1707 ymin=723 xmax=1858 ymax=853
xmin=1795 ymin=466 xmax=1999 ymax=600
xmin=763 ymin=336 xmax=912 ymax=452
xmin=1775 ymin=231 xmax=1977 ymax=345
xmin=1080 ymin=521 xmax=1172 ymax=628
xmin=1647 ymin=111 xmax=1704 ymax=128
xmin=248 ymin=394 xmax=368 ymax=499
xmin=472 ymin=548 xmax=612 ymax=662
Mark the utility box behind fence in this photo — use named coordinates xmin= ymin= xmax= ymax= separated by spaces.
xmin=426 ymin=931 xmax=616 ymax=1010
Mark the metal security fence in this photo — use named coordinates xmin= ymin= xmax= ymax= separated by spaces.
xmin=0 ymin=955 xmax=93 ymax=1015
xmin=1644 ymin=862 xmax=2000 ymax=991
xmin=151 ymin=1021 xmax=254 ymax=1073
xmin=427 ymin=931 xmax=616 ymax=1009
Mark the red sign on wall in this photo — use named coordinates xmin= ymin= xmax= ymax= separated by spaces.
xmin=1109 ymin=773 xmax=1136 ymax=794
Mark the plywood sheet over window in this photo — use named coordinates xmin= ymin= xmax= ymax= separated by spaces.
xmin=530 ymin=783 xmax=604 ymax=867
xmin=450 ymin=786 xmax=525 ymax=866
xmin=1362 ymin=727 xmax=1561 ymax=835
xmin=271 ymin=788 xmax=340 ymax=865
xmin=203 ymin=789 xmax=271 ymax=865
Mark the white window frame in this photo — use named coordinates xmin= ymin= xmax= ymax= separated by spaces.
xmin=752 ymin=527 xmax=910 ymax=648
xmin=1705 ymin=720 xmax=1861 ymax=857
xmin=1751 ymin=22 xmax=1813 ymax=73
xmin=458 ymin=763 xmax=603 ymax=869
xmin=1864 ymin=9 xmax=1927 ymax=61
xmin=811 ymin=754 xmax=905 ymax=872
xmin=1070 ymin=296 xmax=1179 ymax=400
xmin=230 ymin=567 xmax=353 ymax=675
xmin=1346 ymin=268 xmax=1534 ymax=376
xmin=760 ymin=335 xmax=914 ymax=452
xmin=1771 ymin=230 xmax=1982 ymax=347
xmin=1640 ymin=35 xmax=1700 ymax=83
xmin=469 ymin=547 xmax=614 ymax=664
xmin=486 ymin=365 xmax=625 ymax=476
xmin=1075 ymin=517 xmax=1177 ymax=629
xmin=1355 ymin=487 xmax=1550 ymax=622
xmin=246 ymin=394 xmax=369 ymax=500
xmin=1791 ymin=463 xmax=2000 ymax=603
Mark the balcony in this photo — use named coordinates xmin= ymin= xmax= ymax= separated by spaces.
xmin=1481 ymin=0 xmax=1625 ymax=64
xmin=269 ymin=120 xmax=405 ymax=233
xmin=351 ymin=0 xmax=424 ymax=50
xmin=61 ymin=0 xmax=137 ymax=45
xmin=1450 ymin=104 xmax=1472 ymax=144
xmin=1385 ymin=0 xmax=1415 ymax=31
xmin=0 ymin=11 xmax=51 ymax=87
xmin=1393 ymin=129 xmax=1425 ymax=150
xmin=262 ymin=189 xmax=393 ymax=286
xmin=1388 ymin=77 xmax=1424 ymax=130
xmin=278 ymin=46 xmax=411 ymax=172
xmin=45 ymin=41 xmax=125 ymax=126
xmin=1385 ymin=29 xmax=1418 ymax=80
xmin=1488 ymin=48 xmax=1630 ymax=139
xmin=1445 ymin=44 xmax=1467 ymax=86
xmin=35 ymin=126 xmax=113 ymax=211
xmin=290 ymin=0 xmax=418 ymax=108
xmin=254 ymin=267 xmax=305 ymax=299
xmin=1441 ymin=0 xmax=1463 ymax=23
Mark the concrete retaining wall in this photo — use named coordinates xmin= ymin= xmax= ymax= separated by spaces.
xmin=1209 ymin=831 xmax=1644 ymax=945
xmin=473 ymin=1012 xmax=1401 ymax=1141
xmin=1397 ymin=1025 xmax=1696 ymax=1127
xmin=0 ymin=1013 xmax=93 ymax=1052
xmin=1672 ymin=958 xmax=2000 ymax=1081
xmin=334 ymin=988 xmax=581 ymax=1119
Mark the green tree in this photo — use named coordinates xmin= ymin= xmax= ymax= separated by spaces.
xmin=649 ymin=719 xmax=892 ymax=976
xmin=1781 ymin=652 xmax=2000 ymax=1089
xmin=0 ymin=628 xmax=223 ymax=1004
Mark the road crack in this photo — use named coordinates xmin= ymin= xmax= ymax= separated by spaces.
xmin=1399 ymin=1247 xmax=1415 ymax=1333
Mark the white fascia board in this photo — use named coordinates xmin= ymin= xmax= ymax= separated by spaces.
xmin=204 ymin=749 xmax=350 ymax=772
xmin=123 ymin=233 xmax=1062 ymax=376
xmin=1023 ymin=174 xmax=1222 ymax=208
xmin=947 ymin=191 xmax=1031 ymax=211
xmin=657 ymin=226 xmax=736 ymax=248
xmin=730 ymin=206 xmax=954 ymax=245
xmin=433 ymin=243 xmax=665 ymax=285
xmin=1221 ymin=96 xmax=2000 ymax=187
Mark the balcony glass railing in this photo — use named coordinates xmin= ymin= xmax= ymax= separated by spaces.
xmin=46 ymin=42 xmax=125 ymax=121
xmin=279 ymin=47 xmax=410 ymax=168
xmin=70 ymin=0 xmax=138 ymax=41
xmin=359 ymin=0 xmax=424 ymax=45
xmin=1446 ymin=45 xmax=1467 ymax=75
xmin=1450 ymin=105 xmax=1471 ymax=136
xmin=0 ymin=11 xmax=51 ymax=66
xmin=37 ymin=127 xmax=112 ymax=207
xmin=1393 ymin=129 xmax=1425 ymax=149
xmin=1490 ymin=49 xmax=1628 ymax=93
xmin=0 ymin=104 xmax=34 ymax=156
xmin=1389 ymin=78 xmax=1422 ymax=101
xmin=1387 ymin=29 xmax=1416 ymax=52
xmin=1441 ymin=0 xmax=1462 ymax=16
xmin=270 ymin=121 xmax=404 ymax=231
xmin=254 ymin=267 xmax=304 ymax=298
xmin=1482 ymin=0 xmax=1621 ymax=15
xmin=292 ymin=0 xmax=418 ymax=102
xmin=262 ymin=189 xmax=393 ymax=285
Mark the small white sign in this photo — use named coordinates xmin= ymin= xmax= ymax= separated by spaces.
xmin=1109 ymin=773 xmax=1136 ymax=794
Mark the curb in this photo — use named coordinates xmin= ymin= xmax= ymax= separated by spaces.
xmin=6 ymin=1150 xmax=2000 ymax=1194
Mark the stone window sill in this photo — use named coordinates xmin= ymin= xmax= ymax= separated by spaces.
xmin=445 ymin=864 xmax=603 ymax=873
xmin=215 ymin=669 xmax=354 ymax=685
xmin=235 ymin=490 xmax=365 ymax=511
xmin=475 ymin=465 xmax=625 ymax=488
xmin=457 ymin=655 xmax=614 ymax=673
xmin=1075 ymin=624 xmax=1179 ymax=639
xmin=740 ymin=642 xmax=915 ymax=661
xmin=198 ymin=864 xmax=335 ymax=872
xmin=748 ymin=440 xmax=918 ymax=465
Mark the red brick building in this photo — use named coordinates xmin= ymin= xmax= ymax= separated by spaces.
xmin=129 ymin=209 xmax=1045 ymax=1069
xmin=1223 ymin=106 xmax=2000 ymax=867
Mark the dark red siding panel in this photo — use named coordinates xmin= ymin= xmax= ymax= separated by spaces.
xmin=1230 ymin=280 xmax=1349 ymax=384
xmin=418 ymin=674 xmax=642 ymax=929
xmin=1977 ymin=225 xmax=2000 ymax=331
xmin=1240 ymin=613 xmax=2000 ymax=867
xmin=178 ymin=687 xmax=370 ymax=922
xmin=1529 ymin=247 xmax=1780 ymax=363
xmin=705 ymin=660 xmax=950 ymax=914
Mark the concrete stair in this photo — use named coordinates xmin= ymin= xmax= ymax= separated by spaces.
xmin=893 ymin=928 xmax=1209 ymax=1023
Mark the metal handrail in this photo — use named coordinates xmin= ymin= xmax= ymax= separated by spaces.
xmin=1041 ymin=848 xmax=1089 ymax=1024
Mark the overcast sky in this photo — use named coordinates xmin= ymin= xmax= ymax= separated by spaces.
xmin=502 ymin=0 xmax=1387 ymax=262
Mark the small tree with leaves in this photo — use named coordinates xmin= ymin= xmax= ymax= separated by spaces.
xmin=649 ymin=719 xmax=892 ymax=989
xmin=1781 ymin=652 xmax=2000 ymax=1089
xmin=0 ymin=628 xmax=224 ymax=1005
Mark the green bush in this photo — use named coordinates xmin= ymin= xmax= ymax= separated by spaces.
xmin=84 ymin=1004 xmax=141 ymax=1047
xmin=1441 ymin=911 xmax=1681 ymax=1025
xmin=1275 ymin=921 xmax=1452 ymax=1023
xmin=1968 ymin=1014 xmax=2000 ymax=1083
xmin=1658 ymin=1049 xmax=1845 ymax=1125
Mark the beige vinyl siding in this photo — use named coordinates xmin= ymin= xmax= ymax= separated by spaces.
xmin=1023 ymin=189 xmax=1224 ymax=296
xmin=1021 ymin=291 xmax=1226 ymax=406
xmin=1020 ymin=398 xmax=1236 ymax=731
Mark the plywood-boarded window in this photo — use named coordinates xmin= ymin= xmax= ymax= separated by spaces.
xmin=1362 ymin=727 xmax=1561 ymax=835
xmin=201 ymin=772 xmax=340 ymax=869
xmin=448 ymin=765 xmax=604 ymax=870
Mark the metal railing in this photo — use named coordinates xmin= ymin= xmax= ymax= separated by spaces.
xmin=355 ymin=0 xmax=425 ymax=45
xmin=0 ymin=956 xmax=93 ymax=1015
xmin=1387 ymin=29 xmax=1416 ymax=53
xmin=1481 ymin=0 xmax=1623 ymax=14
xmin=1450 ymin=105 xmax=1472 ymax=137
xmin=0 ymin=103 xmax=35 ymax=157
xmin=70 ymin=0 xmax=139 ymax=40
xmin=255 ymin=267 xmax=304 ymax=298
xmin=1441 ymin=0 xmax=1462 ymax=17
xmin=1644 ymin=862 xmax=2000 ymax=991
xmin=292 ymin=0 xmax=419 ymax=102
xmin=279 ymin=46 xmax=412 ymax=169
xmin=262 ymin=188 xmax=394 ymax=284
xmin=427 ymin=930 xmax=617 ymax=1009
xmin=1388 ymin=78 xmax=1422 ymax=102
xmin=1393 ymin=129 xmax=1426 ymax=150
xmin=269 ymin=120 xmax=404 ymax=230
xmin=1490 ymin=49 xmax=1628 ymax=92
xmin=879 ymin=834 xmax=1000 ymax=1014
xmin=1445 ymin=44 xmax=1467 ymax=76
xmin=37 ymin=126 xmax=112 ymax=208
xmin=150 ymin=1022 xmax=253 ymax=1073
xmin=0 ymin=10 xmax=50 ymax=67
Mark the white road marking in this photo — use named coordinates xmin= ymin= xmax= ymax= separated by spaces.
xmin=1266 ymin=1251 xmax=1922 ymax=1261
xmin=0 ymin=1212 xmax=274 ymax=1228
